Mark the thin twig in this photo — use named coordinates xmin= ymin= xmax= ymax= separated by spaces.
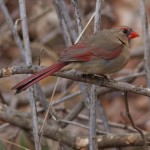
xmin=140 ymin=0 xmax=150 ymax=106
xmin=139 ymin=1 xmax=150 ymax=146
xmin=35 ymin=84 xmax=48 ymax=111
xmin=71 ymin=0 xmax=83 ymax=35
xmin=60 ymin=101 xmax=85 ymax=128
xmin=89 ymin=85 xmax=98 ymax=150
xmin=19 ymin=0 xmax=41 ymax=150
xmin=76 ymin=112 xmax=136 ymax=132
xmin=0 ymin=137 xmax=31 ymax=150
xmin=0 ymin=0 xmax=25 ymax=60
xmin=97 ymin=100 xmax=110 ymax=133
xmin=54 ymin=0 xmax=72 ymax=47
xmin=124 ymin=92 xmax=144 ymax=139
xmin=39 ymin=77 xmax=60 ymax=143
xmin=58 ymin=0 xmax=77 ymax=42
xmin=52 ymin=91 xmax=80 ymax=106
xmin=59 ymin=119 xmax=106 ymax=135
xmin=75 ymin=13 xmax=95 ymax=42
xmin=94 ymin=0 xmax=102 ymax=33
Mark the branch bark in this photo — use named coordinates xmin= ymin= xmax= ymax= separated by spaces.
xmin=0 ymin=103 xmax=148 ymax=149
xmin=2 ymin=65 xmax=149 ymax=97
xmin=19 ymin=0 xmax=41 ymax=149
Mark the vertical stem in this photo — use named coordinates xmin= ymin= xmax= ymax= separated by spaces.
xmin=88 ymin=1 xmax=102 ymax=149
xmin=57 ymin=0 xmax=77 ymax=42
xmin=140 ymin=0 xmax=150 ymax=89
xmin=124 ymin=92 xmax=144 ymax=139
xmin=89 ymin=84 xmax=98 ymax=150
xmin=97 ymin=100 xmax=110 ymax=132
xmin=54 ymin=0 xmax=72 ymax=47
xmin=19 ymin=0 xmax=32 ymax=66
xmin=71 ymin=0 xmax=83 ymax=35
xmin=94 ymin=0 xmax=102 ymax=33
xmin=0 ymin=0 xmax=25 ymax=61
xmin=19 ymin=0 xmax=41 ymax=150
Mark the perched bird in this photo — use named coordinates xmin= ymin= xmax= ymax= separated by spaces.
xmin=12 ymin=26 xmax=139 ymax=94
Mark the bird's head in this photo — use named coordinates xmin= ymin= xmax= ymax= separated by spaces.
xmin=110 ymin=26 xmax=139 ymax=46
xmin=120 ymin=26 xmax=139 ymax=40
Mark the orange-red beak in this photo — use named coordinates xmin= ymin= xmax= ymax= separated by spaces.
xmin=128 ymin=31 xmax=139 ymax=39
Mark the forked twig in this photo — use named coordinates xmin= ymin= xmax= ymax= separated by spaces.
xmin=124 ymin=92 xmax=144 ymax=139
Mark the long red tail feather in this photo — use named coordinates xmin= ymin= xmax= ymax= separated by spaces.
xmin=12 ymin=62 xmax=67 ymax=94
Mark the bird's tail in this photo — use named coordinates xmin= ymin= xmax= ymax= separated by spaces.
xmin=12 ymin=62 xmax=67 ymax=94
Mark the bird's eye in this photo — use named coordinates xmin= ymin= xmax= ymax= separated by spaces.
xmin=122 ymin=29 xmax=128 ymax=34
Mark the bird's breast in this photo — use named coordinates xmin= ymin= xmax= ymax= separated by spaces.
xmin=101 ymin=46 xmax=130 ymax=74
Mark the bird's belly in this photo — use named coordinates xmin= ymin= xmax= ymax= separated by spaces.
xmin=76 ymin=49 xmax=130 ymax=75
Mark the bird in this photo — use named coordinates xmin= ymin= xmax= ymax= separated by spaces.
xmin=12 ymin=26 xmax=139 ymax=94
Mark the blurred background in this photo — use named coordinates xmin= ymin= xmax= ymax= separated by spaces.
xmin=0 ymin=0 xmax=150 ymax=149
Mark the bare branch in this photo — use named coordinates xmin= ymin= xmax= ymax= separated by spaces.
xmin=71 ymin=0 xmax=83 ymax=34
xmin=0 ymin=0 xmax=25 ymax=60
xmin=97 ymin=100 xmax=110 ymax=133
xmin=89 ymin=85 xmax=98 ymax=149
xmin=19 ymin=0 xmax=41 ymax=149
xmin=54 ymin=0 xmax=72 ymax=47
xmin=60 ymin=101 xmax=85 ymax=128
xmin=55 ymin=0 xmax=77 ymax=43
xmin=123 ymin=92 xmax=144 ymax=139
xmin=140 ymin=0 xmax=150 ymax=89
xmin=59 ymin=119 xmax=106 ymax=135
xmin=94 ymin=0 xmax=102 ymax=33
xmin=0 ymin=103 xmax=148 ymax=149
xmin=0 ymin=65 xmax=149 ymax=97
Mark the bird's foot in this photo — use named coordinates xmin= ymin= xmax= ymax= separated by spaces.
xmin=81 ymin=73 xmax=111 ymax=81
xmin=94 ymin=74 xmax=111 ymax=80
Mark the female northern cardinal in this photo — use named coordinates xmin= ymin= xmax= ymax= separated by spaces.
xmin=12 ymin=26 xmax=139 ymax=94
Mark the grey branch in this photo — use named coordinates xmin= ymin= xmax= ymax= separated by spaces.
xmin=55 ymin=0 xmax=77 ymax=43
xmin=94 ymin=0 xmax=102 ymax=33
xmin=0 ymin=102 xmax=148 ymax=149
xmin=0 ymin=0 xmax=25 ymax=60
xmin=19 ymin=0 xmax=41 ymax=150
xmin=54 ymin=0 xmax=72 ymax=47
xmin=71 ymin=0 xmax=83 ymax=34
xmin=140 ymin=0 xmax=150 ymax=87
xmin=0 ymin=65 xmax=150 ymax=97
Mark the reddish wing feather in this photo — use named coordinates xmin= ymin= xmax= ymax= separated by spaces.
xmin=64 ymin=43 xmax=88 ymax=51
xmin=93 ymin=45 xmax=123 ymax=60
xmin=59 ymin=43 xmax=123 ymax=62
